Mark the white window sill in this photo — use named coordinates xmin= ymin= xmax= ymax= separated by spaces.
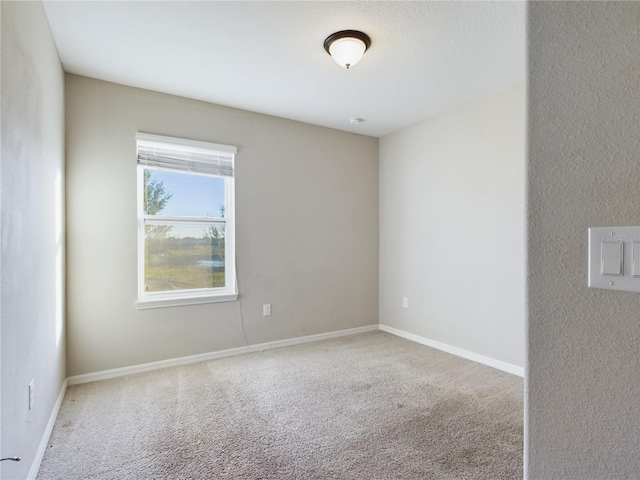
xmin=135 ymin=292 xmax=238 ymax=310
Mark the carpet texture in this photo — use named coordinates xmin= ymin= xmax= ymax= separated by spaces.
xmin=37 ymin=332 xmax=523 ymax=479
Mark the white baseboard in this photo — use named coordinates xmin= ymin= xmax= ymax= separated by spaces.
xmin=28 ymin=378 xmax=67 ymax=480
xmin=67 ymin=324 xmax=379 ymax=386
xmin=379 ymin=324 xmax=524 ymax=377
xmin=67 ymin=322 xmax=523 ymax=386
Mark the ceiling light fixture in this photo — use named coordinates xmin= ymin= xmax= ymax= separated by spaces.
xmin=324 ymin=30 xmax=371 ymax=69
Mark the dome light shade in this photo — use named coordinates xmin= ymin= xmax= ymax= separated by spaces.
xmin=324 ymin=30 xmax=371 ymax=69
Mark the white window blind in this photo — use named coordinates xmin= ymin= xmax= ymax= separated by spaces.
xmin=136 ymin=132 xmax=236 ymax=177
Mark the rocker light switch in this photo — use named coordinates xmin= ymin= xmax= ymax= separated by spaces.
xmin=588 ymin=227 xmax=640 ymax=293
xmin=601 ymin=241 xmax=623 ymax=275
xmin=633 ymin=242 xmax=640 ymax=277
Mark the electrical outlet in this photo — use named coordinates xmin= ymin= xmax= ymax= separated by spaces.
xmin=29 ymin=379 xmax=35 ymax=410
xmin=263 ymin=304 xmax=271 ymax=316
xmin=402 ymin=297 xmax=409 ymax=308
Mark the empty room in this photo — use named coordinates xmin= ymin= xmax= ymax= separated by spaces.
xmin=2 ymin=1 xmax=639 ymax=479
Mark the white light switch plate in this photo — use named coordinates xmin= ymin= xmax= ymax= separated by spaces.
xmin=588 ymin=226 xmax=640 ymax=293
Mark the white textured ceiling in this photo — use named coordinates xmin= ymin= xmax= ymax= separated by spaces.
xmin=42 ymin=1 xmax=525 ymax=137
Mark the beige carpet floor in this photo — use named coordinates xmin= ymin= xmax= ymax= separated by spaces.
xmin=37 ymin=331 xmax=523 ymax=479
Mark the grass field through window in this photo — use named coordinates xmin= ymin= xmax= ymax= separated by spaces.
xmin=145 ymin=227 xmax=225 ymax=292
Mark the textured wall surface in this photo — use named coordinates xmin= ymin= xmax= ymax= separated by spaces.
xmin=0 ymin=2 xmax=66 ymax=478
xmin=65 ymin=75 xmax=379 ymax=377
xmin=379 ymin=84 xmax=526 ymax=368
xmin=527 ymin=2 xmax=640 ymax=478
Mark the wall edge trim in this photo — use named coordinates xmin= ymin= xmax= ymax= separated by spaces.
xmin=67 ymin=325 xmax=379 ymax=385
xmin=29 ymin=379 xmax=68 ymax=480
xmin=379 ymin=324 xmax=524 ymax=377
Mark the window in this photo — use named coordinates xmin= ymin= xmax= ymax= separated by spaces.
xmin=135 ymin=133 xmax=237 ymax=309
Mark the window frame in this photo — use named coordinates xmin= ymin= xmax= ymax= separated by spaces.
xmin=134 ymin=133 xmax=237 ymax=310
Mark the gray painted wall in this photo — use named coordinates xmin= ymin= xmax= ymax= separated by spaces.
xmin=65 ymin=75 xmax=379 ymax=377
xmin=0 ymin=2 xmax=66 ymax=478
xmin=527 ymin=2 xmax=640 ymax=477
xmin=379 ymin=84 xmax=526 ymax=368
